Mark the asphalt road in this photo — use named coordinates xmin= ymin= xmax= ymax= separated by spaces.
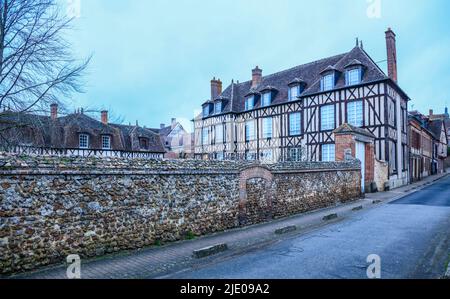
xmin=169 ymin=176 xmax=450 ymax=279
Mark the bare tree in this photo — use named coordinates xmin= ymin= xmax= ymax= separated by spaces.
xmin=0 ymin=0 xmax=90 ymax=115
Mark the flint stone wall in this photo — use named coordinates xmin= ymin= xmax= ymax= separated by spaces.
xmin=0 ymin=154 xmax=361 ymax=274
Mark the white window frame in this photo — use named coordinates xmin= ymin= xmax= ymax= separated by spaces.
xmin=321 ymin=105 xmax=335 ymax=131
xmin=346 ymin=68 xmax=361 ymax=86
xmin=261 ymin=92 xmax=271 ymax=107
xmin=215 ymin=124 xmax=224 ymax=143
xmin=321 ymin=74 xmax=334 ymax=91
xmin=79 ymin=134 xmax=89 ymax=149
xmin=261 ymin=149 xmax=273 ymax=162
xmin=347 ymin=100 xmax=363 ymax=127
xmin=245 ymin=120 xmax=255 ymax=141
xmin=262 ymin=117 xmax=273 ymax=139
xmin=289 ymin=85 xmax=299 ymax=101
xmin=289 ymin=112 xmax=301 ymax=136
xmin=245 ymin=151 xmax=257 ymax=161
xmin=102 ymin=135 xmax=111 ymax=150
xmin=245 ymin=96 xmax=254 ymax=110
xmin=289 ymin=148 xmax=302 ymax=162
xmin=202 ymin=128 xmax=209 ymax=145
xmin=203 ymin=106 xmax=210 ymax=117
xmin=322 ymin=144 xmax=335 ymax=162
xmin=214 ymin=102 xmax=222 ymax=114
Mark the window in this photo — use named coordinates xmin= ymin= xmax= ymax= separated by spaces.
xmin=261 ymin=149 xmax=273 ymax=162
xmin=216 ymin=152 xmax=224 ymax=160
xmin=322 ymin=144 xmax=335 ymax=162
xmin=245 ymin=96 xmax=254 ymax=110
xmin=289 ymin=86 xmax=300 ymax=101
xmin=262 ymin=117 xmax=273 ymax=138
xmin=79 ymin=134 xmax=89 ymax=149
xmin=245 ymin=120 xmax=255 ymax=141
xmin=245 ymin=150 xmax=257 ymax=161
xmin=261 ymin=92 xmax=271 ymax=107
xmin=347 ymin=101 xmax=363 ymax=127
xmin=289 ymin=148 xmax=303 ymax=162
xmin=289 ymin=112 xmax=302 ymax=135
xmin=202 ymin=128 xmax=209 ymax=145
xmin=139 ymin=138 xmax=149 ymax=150
xmin=203 ymin=105 xmax=210 ymax=117
xmin=321 ymin=74 xmax=334 ymax=91
xmin=346 ymin=68 xmax=361 ymax=86
xmin=214 ymin=102 xmax=222 ymax=114
xmin=102 ymin=135 xmax=111 ymax=150
xmin=215 ymin=124 xmax=224 ymax=143
xmin=321 ymin=105 xmax=335 ymax=131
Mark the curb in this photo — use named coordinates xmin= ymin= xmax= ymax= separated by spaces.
xmin=444 ymin=264 xmax=450 ymax=279
xmin=193 ymin=243 xmax=228 ymax=259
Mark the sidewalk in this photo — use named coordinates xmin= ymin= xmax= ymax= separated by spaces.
xmin=10 ymin=171 xmax=449 ymax=279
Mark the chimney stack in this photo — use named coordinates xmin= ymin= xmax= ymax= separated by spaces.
xmin=251 ymin=66 xmax=262 ymax=89
xmin=171 ymin=118 xmax=177 ymax=129
xmin=210 ymin=77 xmax=222 ymax=100
xmin=429 ymin=109 xmax=433 ymax=116
xmin=385 ymin=28 xmax=398 ymax=83
xmin=50 ymin=103 xmax=58 ymax=120
xmin=160 ymin=123 xmax=165 ymax=129
xmin=101 ymin=110 xmax=108 ymax=124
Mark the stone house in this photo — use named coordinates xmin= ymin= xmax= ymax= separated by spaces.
xmin=0 ymin=104 xmax=166 ymax=158
xmin=194 ymin=28 xmax=410 ymax=189
xmin=151 ymin=118 xmax=194 ymax=158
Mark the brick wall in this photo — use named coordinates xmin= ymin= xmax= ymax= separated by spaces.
xmin=0 ymin=154 xmax=361 ymax=274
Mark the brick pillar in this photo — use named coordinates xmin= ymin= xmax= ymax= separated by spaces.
xmin=335 ymin=133 xmax=356 ymax=161
xmin=365 ymin=143 xmax=375 ymax=188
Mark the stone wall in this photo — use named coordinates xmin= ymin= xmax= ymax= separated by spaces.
xmin=0 ymin=154 xmax=361 ymax=274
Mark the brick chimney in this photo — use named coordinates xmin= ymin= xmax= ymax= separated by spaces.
xmin=251 ymin=66 xmax=262 ymax=89
xmin=210 ymin=77 xmax=222 ymax=100
xmin=385 ymin=28 xmax=398 ymax=83
xmin=50 ymin=103 xmax=58 ymax=120
xmin=101 ymin=110 xmax=108 ymax=125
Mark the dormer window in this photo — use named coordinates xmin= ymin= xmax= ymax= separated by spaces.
xmin=261 ymin=92 xmax=271 ymax=107
xmin=139 ymin=137 xmax=149 ymax=150
xmin=214 ymin=101 xmax=222 ymax=114
xmin=321 ymin=74 xmax=335 ymax=91
xmin=245 ymin=96 xmax=254 ymax=110
xmin=203 ymin=105 xmax=210 ymax=117
xmin=289 ymin=85 xmax=300 ymax=101
xmin=346 ymin=68 xmax=361 ymax=86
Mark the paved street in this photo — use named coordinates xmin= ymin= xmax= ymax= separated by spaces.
xmin=168 ymin=175 xmax=450 ymax=279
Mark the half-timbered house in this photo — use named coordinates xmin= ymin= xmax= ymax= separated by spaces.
xmin=194 ymin=28 xmax=410 ymax=188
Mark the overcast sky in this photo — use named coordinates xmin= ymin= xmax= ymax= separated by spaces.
xmin=65 ymin=0 xmax=450 ymax=131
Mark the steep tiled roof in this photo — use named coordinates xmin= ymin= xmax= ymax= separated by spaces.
xmin=333 ymin=123 xmax=376 ymax=138
xmin=204 ymin=45 xmax=390 ymax=117
xmin=427 ymin=119 xmax=444 ymax=140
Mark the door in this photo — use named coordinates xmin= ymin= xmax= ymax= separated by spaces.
xmin=355 ymin=142 xmax=366 ymax=192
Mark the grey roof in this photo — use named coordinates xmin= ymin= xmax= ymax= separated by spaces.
xmin=333 ymin=123 xmax=376 ymax=138
xmin=203 ymin=45 xmax=391 ymax=116
xmin=110 ymin=123 xmax=166 ymax=153
xmin=427 ymin=119 xmax=444 ymax=140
